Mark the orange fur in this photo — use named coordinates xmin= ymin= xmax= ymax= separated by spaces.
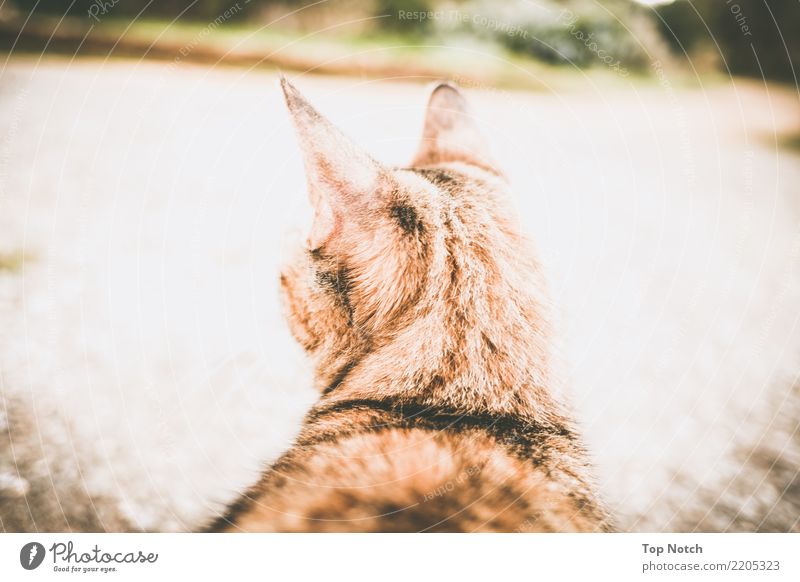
xmin=209 ymin=80 xmax=611 ymax=532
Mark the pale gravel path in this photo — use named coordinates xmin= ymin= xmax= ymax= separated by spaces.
xmin=1 ymin=58 xmax=798 ymax=531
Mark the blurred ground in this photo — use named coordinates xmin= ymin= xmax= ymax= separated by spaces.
xmin=0 ymin=57 xmax=798 ymax=531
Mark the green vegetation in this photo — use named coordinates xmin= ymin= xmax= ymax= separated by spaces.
xmin=3 ymin=0 xmax=798 ymax=83
xmin=656 ymin=0 xmax=799 ymax=82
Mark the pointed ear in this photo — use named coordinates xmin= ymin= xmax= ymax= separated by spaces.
xmin=281 ymin=78 xmax=387 ymax=250
xmin=412 ymin=82 xmax=495 ymax=172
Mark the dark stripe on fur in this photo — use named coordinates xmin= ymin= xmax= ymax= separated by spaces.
xmin=314 ymin=265 xmax=354 ymax=324
xmin=412 ymin=167 xmax=460 ymax=189
xmin=303 ymin=397 xmax=576 ymax=458
xmin=322 ymin=360 xmax=358 ymax=395
xmin=390 ymin=203 xmax=424 ymax=234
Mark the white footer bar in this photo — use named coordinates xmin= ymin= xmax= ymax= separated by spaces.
xmin=1 ymin=533 xmax=797 ymax=581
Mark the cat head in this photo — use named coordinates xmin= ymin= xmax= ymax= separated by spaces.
xmin=279 ymin=79 xmax=546 ymax=392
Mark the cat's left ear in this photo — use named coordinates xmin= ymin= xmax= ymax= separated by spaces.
xmin=281 ymin=78 xmax=389 ymax=250
xmin=412 ymin=82 xmax=497 ymax=172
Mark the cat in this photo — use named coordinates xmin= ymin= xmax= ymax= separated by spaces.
xmin=208 ymin=79 xmax=612 ymax=532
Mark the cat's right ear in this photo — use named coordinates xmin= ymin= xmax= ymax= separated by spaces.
xmin=281 ymin=78 xmax=389 ymax=250
xmin=412 ymin=82 xmax=497 ymax=173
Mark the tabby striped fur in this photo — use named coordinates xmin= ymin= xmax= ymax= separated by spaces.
xmin=209 ymin=79 xmax=612 ymax=532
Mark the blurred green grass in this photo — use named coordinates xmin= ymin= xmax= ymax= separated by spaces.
xmin=0 ymin=12 xmax=675 ymax=92
xmin=2 ymin=0 xmax=797 ymax=86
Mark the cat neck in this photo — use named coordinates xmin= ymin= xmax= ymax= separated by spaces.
xmin=315 ymin=273 xmax=566 ymax=424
